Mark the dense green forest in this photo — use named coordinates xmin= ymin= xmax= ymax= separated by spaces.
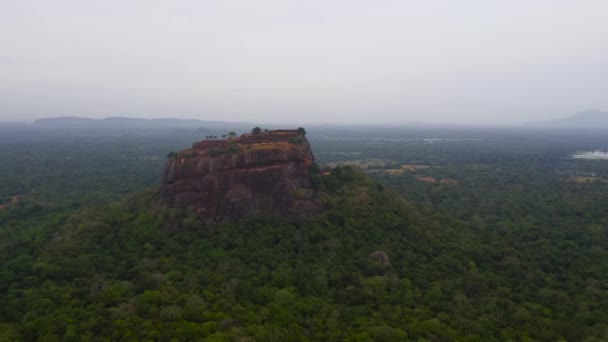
xmin=1 ymin=126 xmax=607 ymax=341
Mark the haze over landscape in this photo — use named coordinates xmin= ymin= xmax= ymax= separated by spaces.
xmin=2 ymin=0 xmax=608 ymax=124
xmin=3 ymin=2 xmax=608 ymax=341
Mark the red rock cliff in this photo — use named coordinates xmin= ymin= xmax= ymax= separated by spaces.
xmin=161 ymin=130 xmax=319 ymax=220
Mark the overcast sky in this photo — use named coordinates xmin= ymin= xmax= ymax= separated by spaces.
xmin=1 ymin=1 xmax=607 ymax=124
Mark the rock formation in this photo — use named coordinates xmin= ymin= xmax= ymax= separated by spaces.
xmin=370 ymin=250 xmax=390 ymax=267
xmin=161 ymin=129 xmax=319 ymax=220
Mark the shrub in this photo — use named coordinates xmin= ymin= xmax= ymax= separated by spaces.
xmin=288 ymin=137 xmax=303 ymax=145
xmin=226 ymin=145 xmax=242 ymax=155
xmin=208 ymin=149 xmax=224 ymax=157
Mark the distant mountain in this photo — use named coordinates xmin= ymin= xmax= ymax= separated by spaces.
xmin=29 ymin=116 xmax=252 ymax=134
xmin=0 ymin=121 xmax=26 ymax=127
xmin=528 ymin=109 xmax=608 ymax=129
xmin=34 ymin=116 xmax=213 ymax=130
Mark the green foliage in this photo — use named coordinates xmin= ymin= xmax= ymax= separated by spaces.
xmin=310 ymin=162 xmax=320 ymax=175
xmin=251 ymin=127 xmax=262 ymax=135
xmin=297 ymin=127 xmax=306 ymax=136
xmin=226 ymin=141 xmax=242 ymax=155
xmin=1 ymin=127 xmax=608 ymax=340
xmin=208 ymin=148 xmax=224 ymax=157
xmin=180 ymin=151 xmax=196 ymax=159
xmin=288 ymin=137 xmax=303 ymax=145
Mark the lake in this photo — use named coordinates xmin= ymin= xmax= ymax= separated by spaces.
xmin=573 ymin=150 xmax=608 ymax=160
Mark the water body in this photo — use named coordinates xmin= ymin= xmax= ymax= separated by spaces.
xmin=572 ymin=150 xmax=608 ymax=160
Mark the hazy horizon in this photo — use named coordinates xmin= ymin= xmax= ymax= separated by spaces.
xmin=2 ymin=1 xmax=608 ymax=124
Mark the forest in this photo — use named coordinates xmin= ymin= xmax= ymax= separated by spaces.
xmin=1 ymin=125 xmax=607 ymax=341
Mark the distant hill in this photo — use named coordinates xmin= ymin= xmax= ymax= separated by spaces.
xmin=528 ymin=109 xmax=608 ymax=129
xmin=16 ymin=116 xmax=257 ymax=136
xmin=32 ymin=116 xmax=231 ymax=131
xmin=0 ymin=121 xmax=26 ymax=127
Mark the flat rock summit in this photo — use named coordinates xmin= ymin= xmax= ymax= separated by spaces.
xmin=161 ymin=129 xmax=319 ymax=220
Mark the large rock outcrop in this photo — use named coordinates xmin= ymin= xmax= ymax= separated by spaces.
xmin=161 ymin=130 xmax=319 ymax=220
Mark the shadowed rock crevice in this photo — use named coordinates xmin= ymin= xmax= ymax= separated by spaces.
xmin=161 ymin=130 xmax=319 ymax=220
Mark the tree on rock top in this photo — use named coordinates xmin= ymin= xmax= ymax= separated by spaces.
xmin=251 ymin=127 xmax=262 ymax=134
xmin=297 ymin=127 xmax=307 ymax=136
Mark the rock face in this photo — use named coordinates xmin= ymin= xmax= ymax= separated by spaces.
xmin=161 ymin=130 xmax=319 ymax=220
xmin=370 ymin=251 xmax=390 ymax=267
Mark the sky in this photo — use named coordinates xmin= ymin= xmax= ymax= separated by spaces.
xmin=1 ymin=1 xmax=607 ymax=125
